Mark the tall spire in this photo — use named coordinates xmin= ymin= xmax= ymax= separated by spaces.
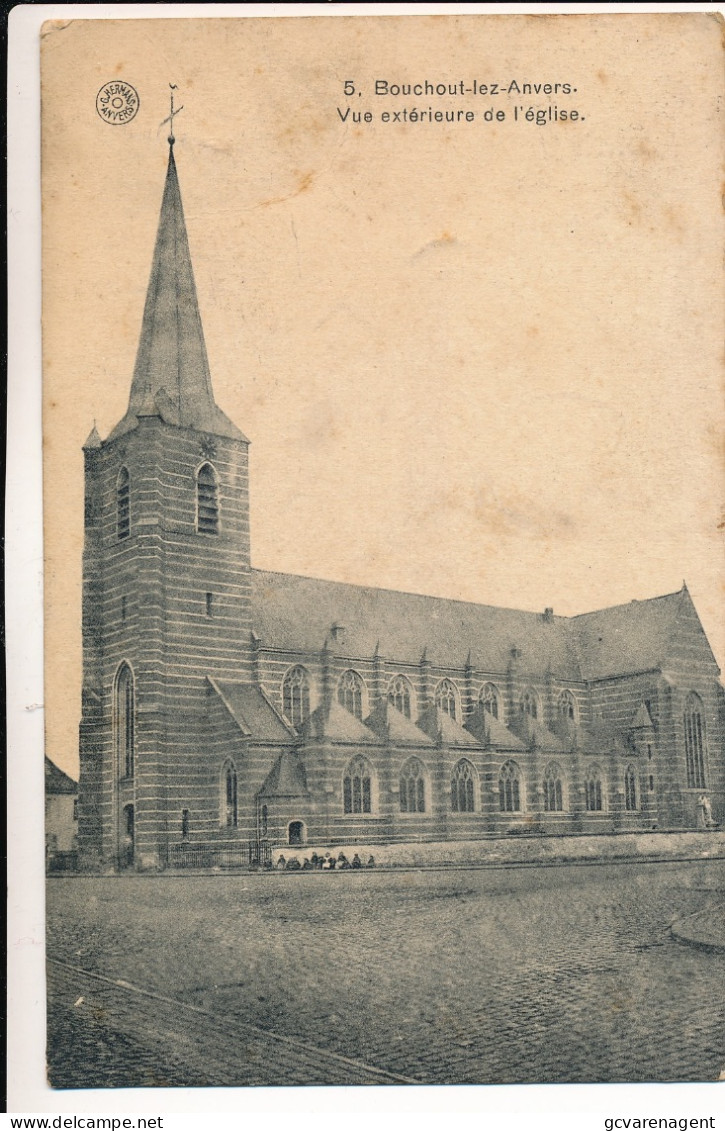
xmin=109 ymin=126 xmax=243 ymax=441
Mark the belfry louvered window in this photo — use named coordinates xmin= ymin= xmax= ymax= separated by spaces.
xmin=196 ymin=463 xmax=219 ymax=535
xmin=117 ymin=467 xmax=130 ymax=540
xmin=684 ymin=692 xmax=707 ymax=789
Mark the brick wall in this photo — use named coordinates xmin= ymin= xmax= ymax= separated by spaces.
xmin=78 ymin=416 xmax=253 ymax=868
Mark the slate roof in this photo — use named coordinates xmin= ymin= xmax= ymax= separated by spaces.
xmin=258 ymin=751 xmax=309 ymax=797
xmin=365 ymin=700 xmax=435 ymax=746
xmin=464 ymin=706 xmax=526 ymax=751
xmin=211 ymin=680 xmax=294 ymax=742
xmin=511 ymin=715 xmax=565 ymax=753
xmin=570 ymin=590 xmax=687 ymax=680
xmin=252 ymin=572 xmax=709 ymax=683
xmin=417 ymin=703 xmax=480 ymax=747
xmin=630 ymin=703 xmax=655 ymax=729
xmin=252 ymin=570 xmax=582 ymax=678
xmin=306 ymin=699 xmax=380 ymax=744
xmin=45 ymin=757 xmax=77 ymax=795
xmin=108 ymin=145 xmax=243 ymax=443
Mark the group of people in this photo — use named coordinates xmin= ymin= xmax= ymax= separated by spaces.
xmin=276 ymin=851 xmax=376 ymax=871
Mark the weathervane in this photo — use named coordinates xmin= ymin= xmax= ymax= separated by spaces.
xmin=160 ymin=83 xmax=184 ymax=145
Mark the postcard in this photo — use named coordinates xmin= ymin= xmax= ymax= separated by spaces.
xmin=11 ymin=4 xmax=725 ymax=1112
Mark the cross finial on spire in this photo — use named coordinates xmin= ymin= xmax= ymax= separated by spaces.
xmin=160 ymin=83 xmax=183 ymax=146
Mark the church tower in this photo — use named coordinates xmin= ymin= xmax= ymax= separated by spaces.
xmin=78 ymin=134 xmax=252 ymax=869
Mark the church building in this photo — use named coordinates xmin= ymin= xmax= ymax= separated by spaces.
xmin=77 ymin=138 xmax=724 ymax=870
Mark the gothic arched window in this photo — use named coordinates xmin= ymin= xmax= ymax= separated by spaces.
xmin=399 ymin=758 xmax=426 ymax=813
xmin=521 ymin=688 xmax=539 ymax=719
xmin=435 ymin=679 xmax=459 ymax=721
xmin=337 ymin=670 xmax=365 ymax=720
xmin=585 ymin=766 xmax=604 ymax=812
xmin=543 ymin=762 xmax=564 ymax=812
xmin=196 ymin=462 xmax=219 ymax=535
xmin=114 ymin=662 xmax=135 ymax=779
xmin=117 ymin=467 xmax=130 ymax=540
xmin=388 ymin=675 xmax=414 ymax=720
xmin=499 ymin=760 xmax=522 ymax=812
xmin=684 ymin=692 xmax=707 ymax=789
xmin=624 ymin=765 xmax=638 ymax=811
xmin=343 ymin=756 xmax=374 ymax=814
xmin=451 ymin=759 xmax=476 ymax=813
xmin=282 ymin=665 xmax=311 ymax=727
xmin=480 ymin=682 xmax=500 ymax=719
xmin=221 ymin=761 xmax=238 ymax=828
xmin=558 ymin=690 xmax=577 ymax=722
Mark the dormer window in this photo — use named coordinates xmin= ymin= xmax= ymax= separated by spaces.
xmin=196 ymin=463 xmax=219 ymax=535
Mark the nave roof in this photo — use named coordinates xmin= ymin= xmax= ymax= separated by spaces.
xmin=252 ymin=571 xmax=703 ymax=683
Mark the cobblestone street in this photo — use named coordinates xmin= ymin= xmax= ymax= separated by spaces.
xmin=46 ymin=860 xmax=725 ymax=1088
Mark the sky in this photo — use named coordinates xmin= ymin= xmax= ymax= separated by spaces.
xmin=39 ymin=11 xmax=724 ymax=778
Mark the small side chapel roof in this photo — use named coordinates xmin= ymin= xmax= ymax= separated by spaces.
xmin=464 ymin=707 xmax=526 ymax=751
xmin=630 ymin=702 xmax=655 ymax=730
xmin=258 ymin=750 xmax=309 ymax=798
xmin=365 ymin=700 xmax=436 ymax=746
xmin=417 ymin=703 xmax=480 ymax=747
xmin=306 ymin=699 xmax=380 ymax=744
xmin=211 ymin=679 xmax=294 ymax=742
xmin=511 ymin=715 xmax=565 ymax=753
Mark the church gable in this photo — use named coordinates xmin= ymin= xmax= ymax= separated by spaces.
xmin=570 ymin=590 xmax=683 ymax=681
xmin=661 ymin=586 xmax=720 ymax=678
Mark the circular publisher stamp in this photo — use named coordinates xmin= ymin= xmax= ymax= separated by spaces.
xmin=96 ymin=81 xmax=140 ymax=125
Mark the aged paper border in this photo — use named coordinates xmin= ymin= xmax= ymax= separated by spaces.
xmin=8 ymin=0 xmax=725 ymax=1121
